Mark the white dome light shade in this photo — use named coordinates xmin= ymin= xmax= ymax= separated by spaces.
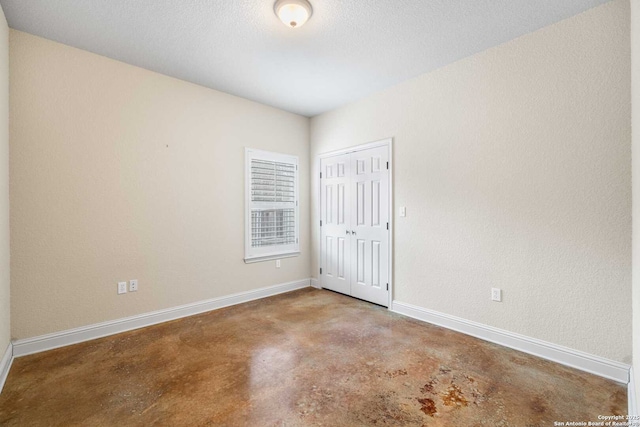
xmin=274 ymin=0 xmax=313 ymax=28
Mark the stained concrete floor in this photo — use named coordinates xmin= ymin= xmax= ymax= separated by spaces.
xmin=0 ymin=288 xmax=627 ymax=426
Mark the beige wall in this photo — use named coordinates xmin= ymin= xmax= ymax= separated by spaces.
xmin=6 ymin=0 xmax=633 ymax=369
xmin=0 ymin=6 xmax=9 ymax=354
xmin=9 ymin=31 xmax=310 ymax=339
xmin=311 ymin=0 xmax=631 ymax=362
xmin=631 ymin=0 xmax=640 ymax=408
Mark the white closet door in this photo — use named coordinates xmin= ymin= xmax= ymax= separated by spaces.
xmin=349 ymin=146 xmax=389 ymax=306
xmin=320 ymin=153 xmax=351 ymax=295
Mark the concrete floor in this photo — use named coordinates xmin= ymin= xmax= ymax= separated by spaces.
xmin=0 ymin=288 xmax=627 ymax=426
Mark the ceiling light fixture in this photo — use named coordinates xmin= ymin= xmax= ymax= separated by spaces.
xmin=274 ymin=0 xmax=313 ymax=29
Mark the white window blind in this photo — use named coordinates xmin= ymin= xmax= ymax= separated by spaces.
xmin=245 ymin=149 xmax=299 ymax=263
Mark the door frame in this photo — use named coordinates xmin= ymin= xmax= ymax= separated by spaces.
xmin=316 ymin=138 xmax=394 ymax=308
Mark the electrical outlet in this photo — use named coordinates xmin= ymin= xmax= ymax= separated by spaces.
xmin=117 ymin=282 xmax=127 ymax=295
xmin=276 ymin=260 xmax=281 ymax=268
xmin=491 ymin=288 xmax=502 ymax=302
xmin=400 ymin=207 xmax=407 ymax=217
xmin=129 ymin=279 xmax=138 ymax=292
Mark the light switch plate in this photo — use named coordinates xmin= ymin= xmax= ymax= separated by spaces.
xmin=117 ymin=282 xmax=127 ymax=295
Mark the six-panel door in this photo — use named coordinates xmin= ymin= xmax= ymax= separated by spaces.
xmin=320 ymin=153 xmax=351 ymax=295
xmin=320 ymin=145 xmax=389 ymax=307
xmin=349 ymin=146 xmax=389 ymax=306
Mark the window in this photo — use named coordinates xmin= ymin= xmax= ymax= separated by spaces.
xmin=244 ymin=148 xmax=299 ymax=263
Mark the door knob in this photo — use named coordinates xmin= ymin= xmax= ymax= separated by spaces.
xmin=346 ymin=230 xmax=351 ymax=235
xmin=352 ymin=231 xmax=356 ymax=235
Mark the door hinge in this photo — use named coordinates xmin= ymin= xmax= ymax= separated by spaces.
xmin=386 ymin=222 xmax=389 ymax=230
xmin=386 ymin=161 xmax=389 ymax=170
xmin=320 ymin=268 xmax=323 ymax=275
xmin=320 ymin=220 xmax=323 ymax=227
xmin=296 ymin=238 xmax=298 ymax=244
xmin=387 ymin=283 xmax=389 ymax=291
xmin=320 ymin=172 xmax=322 ymax=179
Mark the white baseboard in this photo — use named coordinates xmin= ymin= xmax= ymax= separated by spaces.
xmin=13 ymin=278 xmax=311 ymax=358
xmin=392 ymin=300 xmax=630 ymax=384
xmin=630 ymin=367 xmax=638 ymax=416
xmin=0 ymin=341 xmax=13 ymax=393
xmin=310 ymin=278 xmax=320 ymax=289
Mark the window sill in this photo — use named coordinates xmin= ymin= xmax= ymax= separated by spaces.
xmin=244 ymin=252 xmax=300 ymax=264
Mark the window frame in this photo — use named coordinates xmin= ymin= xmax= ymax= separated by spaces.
xmin=244 ymin=148 xmax=300 ymax=263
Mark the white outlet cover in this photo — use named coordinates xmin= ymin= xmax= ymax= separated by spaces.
xmin=491 ymin=288 xmax=502 ymax=302
xmin=117 ymin=281 xmax=127 ymax=295
xmin=276 ymin=260 xmax=281 ymax=268
xmin=400 ymin=207 xmax=407 ymax=217
xmin=129 ymin=279 xmax=138 ymax=292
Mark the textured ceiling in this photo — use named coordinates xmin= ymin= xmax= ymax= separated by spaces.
xmin=0 ymin=0 xmax=611 ymax=117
